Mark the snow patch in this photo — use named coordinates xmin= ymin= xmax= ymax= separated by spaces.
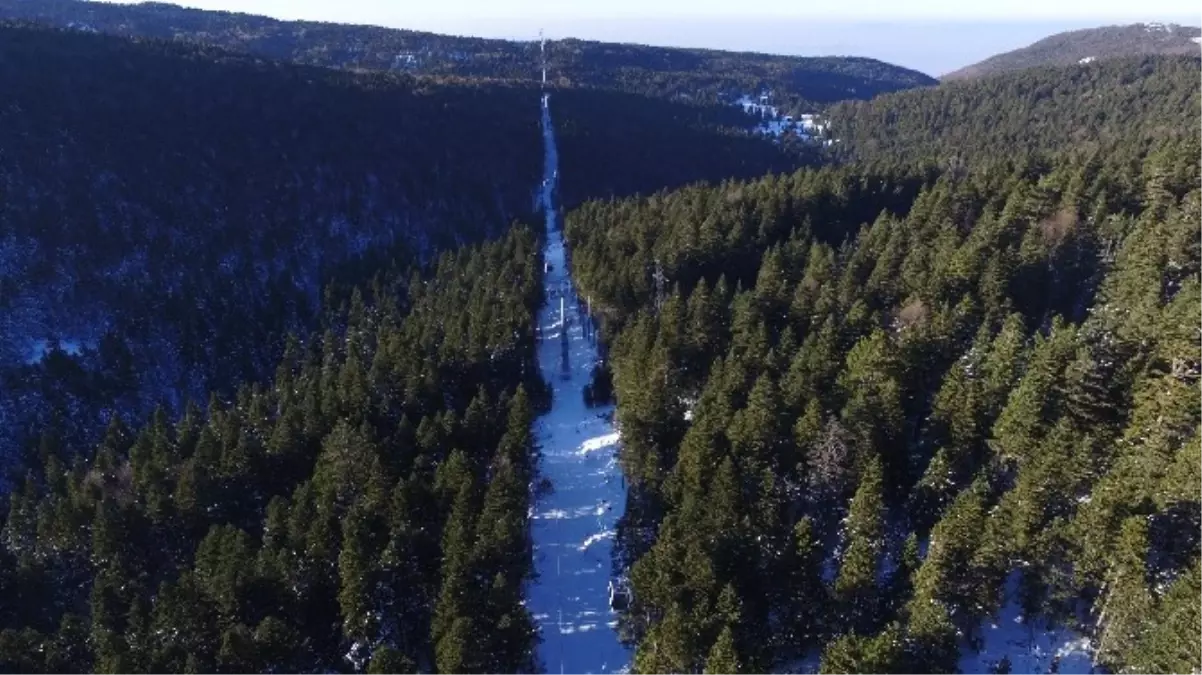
xmin=579 ymin=530 xmax=615 ymax=552
xmin=580 ymin=432 xmax=620 ymax=455
xmin=24 ymin=338 xmax=88 ymax=365
xmin=734 ymin=93 xmax=829 ymax=143
xmin=958 ymin=572 xmax=1096 ymax=674
xmin=1078 ymin=56 xmax=1096 ymax=64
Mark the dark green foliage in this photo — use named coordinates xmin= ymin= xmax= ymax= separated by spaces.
xmin=0 ymin=21 xmax=544 ymax=474
xmin=568 ymin=86 xmax=1199 ymax=670
xmin=828 ymin=56 xmax=1200 ymax=166
xmin=0 ymin=22 xmax=808 ymax=478
xmin=0 ymin=229 xmax=546 ymax=672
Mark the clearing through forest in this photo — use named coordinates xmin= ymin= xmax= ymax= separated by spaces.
xmin=526 ymin=91 xmax=632 ymax=674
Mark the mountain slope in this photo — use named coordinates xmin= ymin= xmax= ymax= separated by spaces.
xmin=565 ymin=128 xmax=1200 ymax=675
xmin=0 ymin=22 xmax=544 ymax=470
xmin=828 ymin=55 xmax=1201 ymax=165
xmin=0 ymin=21 xmax=809 ymax=478
xmin=944 ymin=22 xmax=1202 ymax=80
xmin=0 ymin=0 xmax=936 ymax=108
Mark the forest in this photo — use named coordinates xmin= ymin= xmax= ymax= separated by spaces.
xmin=0 ymin=22 xmax=805 ymax=485
xmin=0 ymin=0 xmax=936 ymax=111
xmin=941 ymin=23 xmax=1201 ymax=80
xmin=565 ymin=59 xmax=1200 ymax=673
xmin=826 ymin=55 xmax=1201 ymax=165
xmin=0 ymin=8 xmax=1197 ymax=674
xmin=1 ymin=227 xmax=548 ymax=672
xmin=0 ymin=23 xmax=816 ymax=672
xmin=0 ymin=22 xmax=538 ymax=476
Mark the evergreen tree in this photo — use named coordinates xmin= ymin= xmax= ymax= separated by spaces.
xmin=833 ymin=455 xmax=886 ymax=635
xmin=704 ymin=625 xmax=741 ymax=674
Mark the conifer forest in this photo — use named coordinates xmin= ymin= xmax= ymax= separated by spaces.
xmin=0 ymin=3 xmax=1197 ymax=673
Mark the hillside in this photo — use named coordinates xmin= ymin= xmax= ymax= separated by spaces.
xmin=0 ymin=22 xmax=803 ymax=481
xmin=943 ymin=22 xmax=1202 ymax=80
xmin=562 ymin=44 xmax=1200 ymax=673
xmin=826 ymin=55 xmax=1201 ymax=165
xmin=0 ymin=227 xmax=551 ymax=673
xmin=567 ymin=125 xmax=1200 ymax=675
xmin=0 ymin=0 xmax=936 ymax=110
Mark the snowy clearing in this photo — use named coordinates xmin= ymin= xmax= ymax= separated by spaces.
xmin=526 ymin=91 xmax=632 ymax=674
xmin=735 ymin=94 xmax=829 ymax=142
xmin=958 ymin=572 xmax=1096 ymax=674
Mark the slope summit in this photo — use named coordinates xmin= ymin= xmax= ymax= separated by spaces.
xmin=943 ymin=22 xmax=1201 ymax=79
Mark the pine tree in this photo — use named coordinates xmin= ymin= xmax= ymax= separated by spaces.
xmin=834 ymin=454 xmax=885 ymax=635
xmin=430 ymin=480 xmax=479 ymax=667
xmin=785 ymin=516 xmax=828 ymax=647
xmin=338 ymin=505 xmax=378 ymax=646
xmin=368 ymin=645 xmax=416 ymax=674
xmin=837 ymin=330 xmax=904 ymax=484
xmin=704 ymin=625 xmax=741 ymax=674
xmin=1095 ymin=517 xmax=1154 ymax=669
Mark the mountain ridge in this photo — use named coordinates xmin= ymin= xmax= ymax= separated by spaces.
xmin=943 ymin=22 xmax=1202 ymax=79
xmin=0 ymin=0 xmax=936 ymax=110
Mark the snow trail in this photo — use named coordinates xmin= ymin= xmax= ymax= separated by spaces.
xmin=527 ymin=92 xmax=632 ymax=674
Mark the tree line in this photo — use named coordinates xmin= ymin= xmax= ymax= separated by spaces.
xmin=0 ymin=23 xmax=805 ymax=486
xmin=1 ymin=227 xmax=548 ymax=673
xmin=826 ymin=55 xmax=1201 ymax=166
xmin=0 ymin=0 xmax=937 ymax=110
xmin=566 ymin=120 xmax=1199 ymax=672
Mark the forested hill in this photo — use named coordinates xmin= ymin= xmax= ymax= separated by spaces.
xmin=943 ymin=22 xmax=1202 ymax=80
xmin=0 ymin=0 xmax=936 ymax=109
xmin=0 ymin=15 xmax=812 ymax=671
xmin=568 ymin=136 xmax=1200 ymax=675
xmin=0 ymin=22 xmax=806 ymax=479
xmin=0 ymin=21 xmax=544 ymax=469
xmin=826 ymin=55 xmax=1201 ymax=165
xmin=1 ymin=227 xmax=551 ymax=673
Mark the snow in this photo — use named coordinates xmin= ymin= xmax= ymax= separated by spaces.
xmin=958 ymin=572 xmax=1096 ymax=674
xmin=527 ymin=91 xmax=632 ymax=674
xmin=1192 ymin=37 xmax=1202 ymax=44
xmin=1078 ymin=56 xmax=1096 ymax=64
xmin=24 ymin=338 xmax=87 ymax=365
xmin=734 ymin=94 xmax=828 ymax=142
xmin=579 ymin=432 xmax=620 ymax=455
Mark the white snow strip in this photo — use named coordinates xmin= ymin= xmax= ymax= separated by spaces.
xmin=579 ymin=530 xmax=615 ymax=552
xmin=526 ymin=90 xmax=632 ymax=675
xmin=579 ymin=432 xmax=620 ymax=455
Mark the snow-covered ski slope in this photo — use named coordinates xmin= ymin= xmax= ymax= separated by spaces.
xmin=528 ymin=92 xmax=632 ymax=674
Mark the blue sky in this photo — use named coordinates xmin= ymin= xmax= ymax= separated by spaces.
xmin=103 ymin=0 xmax=1201 ymax=74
